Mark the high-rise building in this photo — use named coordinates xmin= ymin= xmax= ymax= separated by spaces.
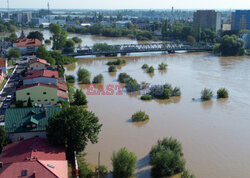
xmin=193 ymin=10 xmax=221 ymax=32
xmin=22 ymin=12 xmax=32 ymax=23
xmin=231 ymin=10 xmax=250 ymax=30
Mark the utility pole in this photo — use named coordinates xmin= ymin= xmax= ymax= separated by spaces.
xmin=47 ymin=2 xmax=50 ymax=23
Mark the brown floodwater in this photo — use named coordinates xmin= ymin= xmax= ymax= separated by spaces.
xmin=65 ymin=52 xmax=250 ymax=178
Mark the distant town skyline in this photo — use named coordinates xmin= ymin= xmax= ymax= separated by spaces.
xmin=1 ymin=0 xmax=250 ymax=10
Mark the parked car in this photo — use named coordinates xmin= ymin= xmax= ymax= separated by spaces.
xmin=2 ymin=103 xmax=9 ymax=109
xmin=6 ymin=95 xmax=12 ymax=101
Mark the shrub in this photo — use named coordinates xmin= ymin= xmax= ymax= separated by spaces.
xmin=93 ymin=74 xmax=104 ymax=83
xmin=44 ymin=39 xmax=51 ymax=45
xmin=108 ymin=65 xmax=117 ymax=72
xmin=131 ymin=111 xmax=149 ymax=122
xmin=77 ymin=68 xmax=90 ymax=84
xmin=150 ymin=137 xmax=185 ymax=177
xmin=172 ymin=87 xmax=181 ymax=96
xmin=142 ymin=64 xmax=149 ymax=69
xmin=107 ymin=58 xmax=126 ymax=65
xmin=125 ymin=78 xmax=140 ymax=92
xmin=73 ymin=89 xmax=88 ymax=106
xmin=201 ymin=88 xmax=213 ymax=101
xmin=158 ymin=62 xmax=167 ymax=70
xmin=66 ymin=75 xmax=75 ymax=83
xmin=147 ymin=66 xmax=154 ymax=73
xmin=95 ymin=165 xmax=108 ymax=177
xmin=181 ymin=169 xmax=196 ymax=178
xmin=150 ymin=84 xmax=177 ymax=99
xmin=118 ymin=73 xmax=132 ymax=83
xmin=217 ymin=88 xmax=229 ymax=98
xmin=140 ymin=94 xmax=153 ymax=100
xmin=77 ymin=155 xmax=94 ymax=178
xmin=111 ymin=148 xmax=137 ymax=177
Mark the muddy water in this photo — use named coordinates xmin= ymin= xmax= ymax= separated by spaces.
xmin=65 ymin=52 xmax=250 ymax=178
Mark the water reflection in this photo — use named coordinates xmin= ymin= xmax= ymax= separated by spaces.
xmin=127 ymin=118 xmax=150 ymax=128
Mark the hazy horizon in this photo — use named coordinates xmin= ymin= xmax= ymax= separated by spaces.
xmin=1 ymin=0 xmax=250 ymax=10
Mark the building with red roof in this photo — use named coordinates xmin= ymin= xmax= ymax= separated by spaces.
xmin=0 ymin=137 xmax=68 ymax=178
xmin=28 ymin=58 xmax=50 ymax=71
xmin=0 ymin=58 xmax=7 ymax=75
xmin=13 ymin=37 xmax=42 ymax=54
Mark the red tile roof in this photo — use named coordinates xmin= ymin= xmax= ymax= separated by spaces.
xmin=0 ymin=161 xmax=58 ymax=178
xmin=57 ymin=90 xmax=68 ymax=99
xmin=16 ymin=83 xmax=58 ymax=91
xmin=23 ymin=70 xmax=59 ymax=80
xmin=14 ymin=37 xmax=42 ymax=47
xmin=39 ymin=160 xmax=68 ymax=178
xmin=57 ymin=82 xmax=68 ymax=91
xmin=0 ymin=137 xmax=66 ymax=164
xmin=29 ymin=58 xmax=48 ymax=65
xmin=0 ymin=58 xmax=6 ymax=67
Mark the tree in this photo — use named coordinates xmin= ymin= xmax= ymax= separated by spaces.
xmin=147 ymin=66 xmax=154 ymax=73
xmin=77 ymin=68 xmax=90 ymax=84
xmin=158 ymin=62 xmax=167 ymax=70
xmin=63 ymin=39 xmax=75 ymax=53
xmin=27 ymin=97 xmax=32 ymax=107
xmin=217 ymin=35 xmax=245 ymax=56
xmin=201 ymin=88 xmax=213 ymax=101
xmin=7 ymin=49 xmax=21 ymax=59
xmin=217 ymin=88 xmax=229 ymax=98
xmin=47 ymin=106 xmax=102 ymax=159
xmin=44 ymin=39 xmax=51 ymax=45
xmin=36 ymin=45 xmax=50 ymax=59
xmin=27 ymin=31 xmax=44 ymax=41
xmin=108 ymin=65 xmax=117 ymax=72
xmin=111 ymin=148 xmax=137 ymax=177
xmin=73 ymin=89 xmax=88 ymax=105
xmin=0 ymin=127 xmax=6 ymax=153
xmin=131 ymin=111 xmax=149 ymax=122
xmin=49 ymin=23 xmax=67 ymax=50
xmin=72 ymin=36 xmax=82 ymax=44
xmin=4 ymin=33 xmax=17 ymax=42
xmin=150 ymin=137 xmax=185 ymax=177
xmin=92 ymin=74 xmax=104 ymax=83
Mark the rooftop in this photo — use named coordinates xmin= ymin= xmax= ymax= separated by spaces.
xmin=14 ymin=37 xmax=42 ymax=47
xmin=29 ymin=58 xmax=49 ymax=65
xmin=0 ymin=137 xmax=66 ymax=164
xmin=0 ymin=58 xmax=6 ymax=67
xmin=23 ymin=70 xmax=59 ymax=80
xmin=5 ymin=106 xmax=61 ymax=133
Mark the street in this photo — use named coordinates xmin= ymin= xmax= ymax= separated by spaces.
xmin=0 ymin=59 xmax=28 ymax=122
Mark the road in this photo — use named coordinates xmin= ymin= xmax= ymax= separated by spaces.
xmin=0 ymin=59 xmax=28 ymax=122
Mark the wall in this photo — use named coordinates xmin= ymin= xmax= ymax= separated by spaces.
xmin=28 ymin=62 xmax=47 ymax=71
xmin=8 ymin=131 xmax=46 ymax=142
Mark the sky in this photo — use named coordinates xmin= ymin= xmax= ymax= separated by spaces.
xmin=1 ymin=0 xmax=250 ymax=10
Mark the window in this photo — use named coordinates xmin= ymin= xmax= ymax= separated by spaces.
xmin=44 ymin=99 xmax=48 ymax=102
xmin=51 ymin=99 xmax=54 ymax=101
xmin=38 ymin=100 xmax=41 ymax=102
xmin=43 ymin=92 xmax=46 ymax=95
xmin=26 ymin=93 xmax=30 ymax=95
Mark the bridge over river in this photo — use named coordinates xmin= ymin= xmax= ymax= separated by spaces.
xmin=65 ymin=42 xmax=214 ymax=57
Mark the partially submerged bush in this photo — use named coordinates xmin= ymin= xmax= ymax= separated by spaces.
xmin=150 ymin=137 xmax=185 ymax=177
xmin=77 ymin=68 xmax=90 ymax=84
xmin=158 ymin=62 xmax=168 ymax=70
xmin=107 ymin=58 xmax=126 ymax=65
xmin=142 ymin=64 xmax=149 ymax=69
xmin=108 ymin=65 xmax=117 ymax=72
xmin=93 ymin=74 xmax=104 ymax=83
xmin=150 ymin=84 xmax=181 ymax=99
xmin=217 ymin=88 xmax=229 ymax=98
xmin=125 ymin=78 xmax=141 ymax=92
xmin=141 ymin=94 xmax=153 ymax=100
xmin=181 ymin=169 xmax=196 ymax=178
xmin=118 ymin=73 xmax=132 ymax=83
xmin=201 ymin=88 xmax=213 ymax=101
xmin=111 ymin=148 xmax=137 ymax=178
xmin=131 ymin=111 xmax=149 ymax=122
xmin=147 ymin=66 xmax=154 ymax=73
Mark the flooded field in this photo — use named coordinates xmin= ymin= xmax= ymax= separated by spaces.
xmin=65 ymin=52 xmax=250 ymax=178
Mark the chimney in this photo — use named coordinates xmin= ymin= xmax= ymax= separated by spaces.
xmin=0 ymin=162 xmax=3 ymax=168
xmin=33 ymin=170 xmax=36 ymax=178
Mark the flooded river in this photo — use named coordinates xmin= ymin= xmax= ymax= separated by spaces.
xmin=65 ymin=52 xmax=250 ymax=178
